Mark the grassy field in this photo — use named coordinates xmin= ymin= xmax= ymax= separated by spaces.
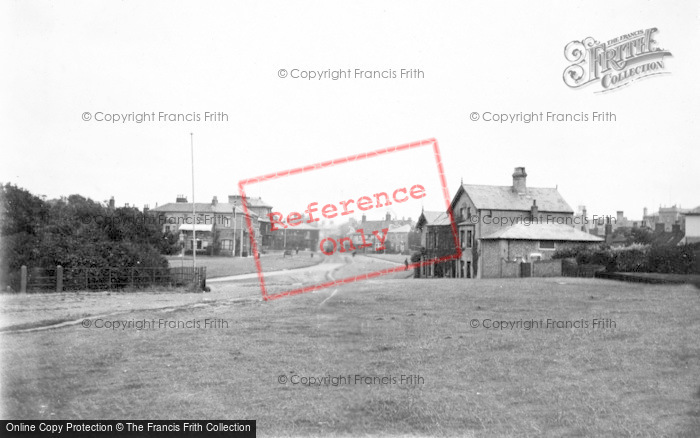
xmin=167 ymin=250 xmax=322 ymax=278
xmin=2 ymin=276 xmax=699 ymax=436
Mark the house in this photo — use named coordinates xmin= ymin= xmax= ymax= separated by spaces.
xmin=350 ymin=213 xmax=415 ymax=254
xmin=417 ymin=166 xmax=596 ymax=279
xmin=151 ymin=195 xmax=260 ymax=256
xmin=415 ymin=210 xmax=455 ymax=277
xmin=682 ymin=207 xmax=700 ymax=244
xmin=269 ymin=220 xmax=320 ymax=251
xmin=386 ymin=224 xmax=414 ymax=254
xmin=480 ymin=223 xmax=604 ymax=278
xmin=450 ymin=167 xmax=577 ymax=278
xmin=228 ymin=195 xmax=274 ymax=251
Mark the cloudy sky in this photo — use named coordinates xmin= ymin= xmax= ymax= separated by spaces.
xmin=2 ymin=0 xmax=699 ymax=223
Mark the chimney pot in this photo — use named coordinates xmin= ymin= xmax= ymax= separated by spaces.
xmin=512 ymin=167 xmax=527 ymax=193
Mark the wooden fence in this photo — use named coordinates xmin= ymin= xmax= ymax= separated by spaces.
xmin=12 ymin=265 xmax=206 ymax=292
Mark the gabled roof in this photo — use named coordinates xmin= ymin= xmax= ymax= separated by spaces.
xmin=152 ymin=202 xmax=254 ymax=216
xmin=454 ymin=184 xmax=573 ymax=213
xmin=481 ymin=223 xmax=604 ymax=242
xmin=416 ymin=211 xmax=452 ymax=228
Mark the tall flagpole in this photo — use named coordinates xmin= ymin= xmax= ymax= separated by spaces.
xmin=191 ymin=133 xmax=196 ymax=274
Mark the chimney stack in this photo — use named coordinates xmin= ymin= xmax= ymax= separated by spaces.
xmin=643 ymin=207 xmax=648 ymax=217
xmin=581 ymin=206 xmax=588 ymax=232
xmin=109 ymin=196 xmax=115 ymax=209
xmin=362 ymin=214 xmax=367 ymax=223
xmin=605 ymin=217 xmax=613 ymax=245
xmin=212 ymin=196 xmax=218 ymax=206
xmin=616 ymin=211 xmax=624 ymax=223
xmin=530 ymin=200 xmax=538 ymax=221
xmin=385 ymin=212 xmax=391 ymax=222
xmin=512 ymin=167 xmax=527 ymax=194
xmin=176 ymin=194 xmax=188 ymax=203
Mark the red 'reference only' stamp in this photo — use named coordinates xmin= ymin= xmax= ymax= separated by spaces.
xmin=238 ymin=138 xmax=461 ymax=301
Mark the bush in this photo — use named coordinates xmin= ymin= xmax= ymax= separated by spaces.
xmin=553 ymin=242 xmax=696 ymax=274
xmin=648 ymin=245 xmax=696 ymax=274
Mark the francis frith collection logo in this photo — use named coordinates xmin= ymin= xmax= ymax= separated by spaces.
xmin=563 ymin=28 xmax=672 ymax=93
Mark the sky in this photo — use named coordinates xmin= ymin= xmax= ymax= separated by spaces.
xmin=2 ymin=0 xmax=699 ymax=224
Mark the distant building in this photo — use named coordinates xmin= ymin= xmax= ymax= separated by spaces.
xmin=643 ymin=205 xmax=689 ymax=232
xmin=350 ymin=213 xmax=415 ymax=254
xmin=682 ymin=207 xmax=700 ymax=244
xmin=151 ymin=195 xmax=259 ymax=256
xmin=228 ymin=195 xmax=274 ymax=250
xmin=269 ymin=221 xmax=320 ymax=251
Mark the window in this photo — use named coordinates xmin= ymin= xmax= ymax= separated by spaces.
xmin=459 ymin=230 xmax=465 ymax=248
xmin=460 ymin=207 xmax=466 ymax=221
xmin=539 ymin=241 xmax=555 ymax=250
xmin=165 ymin=225 xmax=171 ymax=233
xmin=467 ymin=230 xmax=473 ymax=248
xmin=221 ymin=239 xmax=232 ymax=250
xmin=196 ymin=240 xmax=203 ymax=249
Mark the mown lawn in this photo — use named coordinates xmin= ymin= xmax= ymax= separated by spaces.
xmin=2 ymin=278 xmax=699 ymax=437
xmin=167 ymin=250 xmax=322 ymax=278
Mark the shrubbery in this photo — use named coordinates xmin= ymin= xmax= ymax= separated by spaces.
xmin=1 ymin=183 xmax=180 ymax=290
xmin=553 ymin=242 xmax=697 ymax=274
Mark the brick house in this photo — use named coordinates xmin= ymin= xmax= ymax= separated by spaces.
xmin=151 ymin=195 xmax=260 ymax=256
xmin=480 ymin=223 xmax=603 ymax=278
xmin=449 ymin=167 xmax=577 ymax=278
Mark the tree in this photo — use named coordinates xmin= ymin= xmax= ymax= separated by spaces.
xmin=1 ymin=184 xmax=178 ymax=290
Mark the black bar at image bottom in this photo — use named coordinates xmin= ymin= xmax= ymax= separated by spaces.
xmin=2 ymin=421 xmax=256 ymax=437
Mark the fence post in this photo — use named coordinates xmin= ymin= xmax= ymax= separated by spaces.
xmin=56 ymin=265 xmax=63 ymax=292
xmin=20 ymin=265 xmax=27 ymax=293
